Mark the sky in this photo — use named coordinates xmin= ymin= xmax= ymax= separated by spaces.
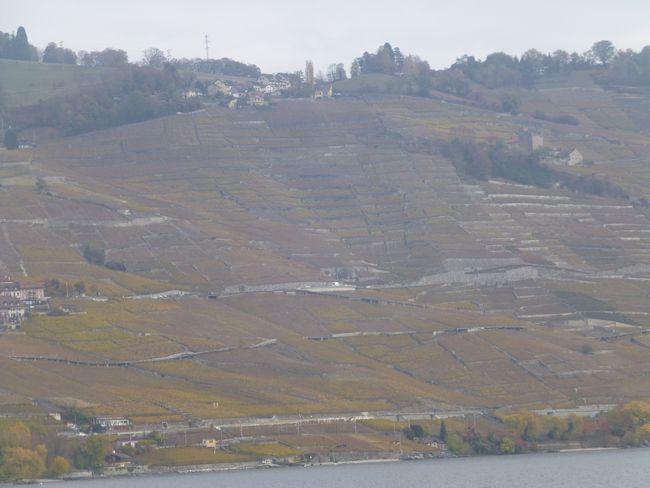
xmin=3 ymin=1 xmax=650 ymax=74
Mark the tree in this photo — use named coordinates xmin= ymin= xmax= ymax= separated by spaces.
xmin=0 ymin=31 xmax=11 ymax=59
xmin=393 ymin=47 xmax=404 ymax=73
xmin=0 ymin=421 xmax=32 ymax=450
xmin=350 ymin=58 xmax=361 ymax=78
xmin=43 ymin=43 xmax=77 ymax=64
xmin=439 ymin=420 xmax=448 ymax=442
xmin=0 ymin=82 xmax=6 ymax=115
xmin=74 ymin=436 xmax=110 ymax=473
xmin=326 ymin=64 xmax=338 ymax=82
xmin=336 ymin=63 xmax=347 ymax=81
xmin=3 ymin=127 xmax=18 ymax=150
xmin=305 ymin=60 xmax=314 ymax=85
xmin=73 ymin=282 xmax=86 ymax=295
xmin=79 ymin=48 xmax=128 ymax=67
xmin=551 ymin=50 xmax=570 ymax=73
xmin=105 ymin=261 xmax=127 ymax=272
xmin=446 ymin=432 xmax=468 ymax=454
xmin=591 ymin=40 xmax=616 ymax=66
xmin=47 ymin=456 xmax=70 ymax=478
xmin=82 ymin=245 xmax=105 ymax=266
xmin=142 ymin=47 xmax=167 ymax=68
xmin=10 ymin=27 xmax=35 ymax=61
xmin=500 ymin=93 xmax=520 ymax=115
xmin=499 ymin=436 xmax=516 ymax=454
xmin=377 ymin=42 xmax=396 ymax=74
xmin=0 ymin=448 xmax=45 ymax=480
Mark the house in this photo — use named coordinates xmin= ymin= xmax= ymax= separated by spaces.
xmin=1 ymin=280 xmax=46 ymax=327
xmin=566 ymin=148 xmax=584 ymax=166
xmin=248 ymin=92 xmax=267 ymax=107
xmin=255 ymin=79 xmax=291 ymax=96
xmin=0 ymin=280 xmax=20 ymax=299
xmin=261 ymin=84 xmax=277 ymax=95
xmin=207 ymin=79 xmax=232 ymax=97
xmin=0 ymin=299 xmax=25 ymax=327
xmin=200 ymin=438 xmax=218 ymax=448
xmin=422 ymin=436 xmax=446 ymax=449
xmin=543 ymin=148 xmax=584 ymax=167
xmin=314 ymin=85 xmax=333 ymax=100
xmin=17 ymin=282 xmax=45 ymax=304
xmin=104 ymin=451 xmax=132 ymax=469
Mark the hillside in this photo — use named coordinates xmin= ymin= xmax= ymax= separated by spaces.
xmin=1 ymin=80 xmax=650 ymax=422
xmin=0 ymin=58 xmax=115 ymax=108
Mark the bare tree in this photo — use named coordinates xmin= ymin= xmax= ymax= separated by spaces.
xmin=142 ymin=47 xmax=167 ymax=68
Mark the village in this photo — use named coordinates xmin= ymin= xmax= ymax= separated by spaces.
xmin=0 ymin=277 xmax=47 ymax=329
xmin=185 ymin=65 xmax=335 ymax=109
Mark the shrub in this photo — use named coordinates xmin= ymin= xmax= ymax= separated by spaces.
xmin=105 ymin=261 xmax=127 ymax=272
xmin=82 ymin=245 xmax=105 ymax=266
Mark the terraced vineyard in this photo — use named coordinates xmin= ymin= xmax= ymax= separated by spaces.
xmin=2 ymin=87 xmax=650 ymax=420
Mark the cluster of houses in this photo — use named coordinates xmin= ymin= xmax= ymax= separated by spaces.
xmin=206 ymin=73 xmax=293 ymax=106
xmin=0 ymin=277 xmax=46 ymax=328
xmin=193 ymin=73 xmax=333 ymax=108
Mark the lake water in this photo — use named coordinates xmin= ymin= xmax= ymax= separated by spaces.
xmin=22 ymin=449 xmax=650 ymax=487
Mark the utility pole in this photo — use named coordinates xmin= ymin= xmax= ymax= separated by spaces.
xmin=204 ymin=35 xmax=210 ymax=60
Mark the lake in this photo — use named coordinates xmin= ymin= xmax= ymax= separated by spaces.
xmin=19 ymin=449 xmax=650 ymax=487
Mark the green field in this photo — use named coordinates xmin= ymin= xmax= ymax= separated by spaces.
xmin=0 ymin=58 xmax=113 ymax=108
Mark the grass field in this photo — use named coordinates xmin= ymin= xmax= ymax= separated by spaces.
xmin=0 ymin=59 xmax=115 ymax=108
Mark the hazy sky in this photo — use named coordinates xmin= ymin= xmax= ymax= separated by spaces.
xmin=3 ymin=1 xmax=649 ymax=73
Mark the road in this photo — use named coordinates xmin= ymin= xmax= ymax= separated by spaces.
xmin=109 ymin=408 xmax=488 ymax=438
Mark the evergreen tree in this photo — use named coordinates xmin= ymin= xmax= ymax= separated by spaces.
xmin=3 ymin=127 xmax=19 ymax=150
xmin=305 ymin=60 xmax=314 ymax=85
xmin=393 ymin=47 xmax=404 ymax=73
xmin=350 ymin=58 xmax=361 ymax=78
xmin=439 ymin=420 xmax=448 ymax=442
xmin=11 ymin=26 xmax=33 ymax=61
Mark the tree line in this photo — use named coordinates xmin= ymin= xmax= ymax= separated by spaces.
xmin=0 ymin=25 xmax=262 ymax=80
xmin=340 ymin=39 xmax=650 ymax=108
xmin=0 ymin=26 xmax=38 ymax=62
xmin=403 ymin=400 xmax=650 ymax=457
xmin=0 ymin=26 xmax=269 ymax=138
xmin=8 ymin=56 xmax=202 ymax=135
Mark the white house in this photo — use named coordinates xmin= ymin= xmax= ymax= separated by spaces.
xmin=248 ymin=92 xmax=267 ymax=106
xmin=566 ymin=149 xmax=584 ymax=166
xmin=208 ymin=80 xmax=232 ymax=97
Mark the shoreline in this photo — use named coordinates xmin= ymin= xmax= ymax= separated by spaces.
xmin=5 ymin=446 xmax=643 ymax=485
xmin=48 ymin=445 xmax=643 ymax=484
